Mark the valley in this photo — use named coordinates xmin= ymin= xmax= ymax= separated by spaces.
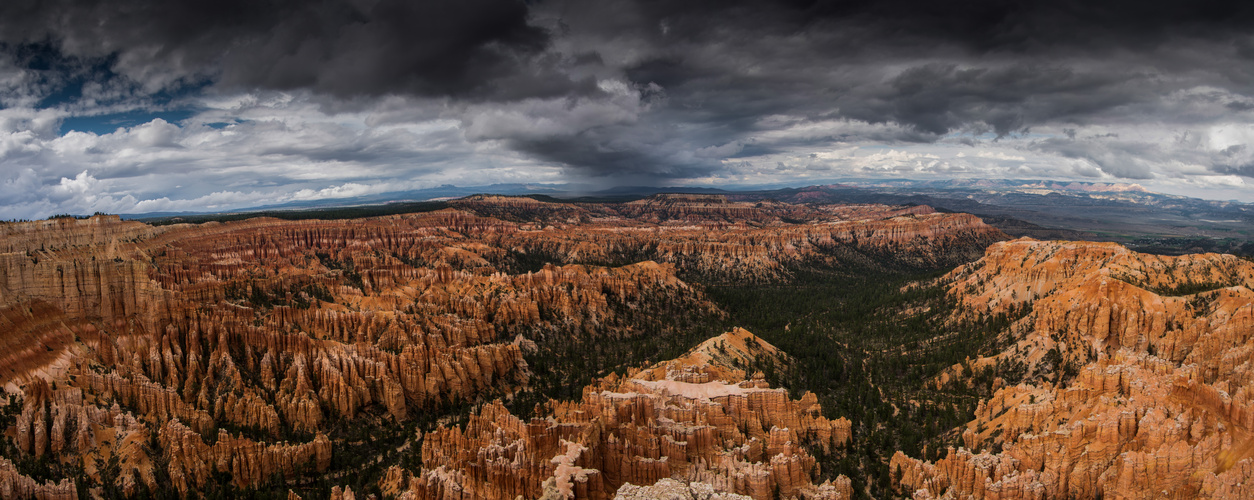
xmin=1 ymin=194 xmax=1250 ymax=499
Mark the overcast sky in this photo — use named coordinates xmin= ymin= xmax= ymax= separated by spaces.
xmin=3 ymin=0 xmax=1254 ymax=218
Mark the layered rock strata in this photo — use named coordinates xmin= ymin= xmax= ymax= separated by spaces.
xmin=453 ymin=195 xmax=1006 ymax=282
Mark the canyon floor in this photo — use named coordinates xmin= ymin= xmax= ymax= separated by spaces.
xmin=1 ymin=194 xmax=1251 ymax=499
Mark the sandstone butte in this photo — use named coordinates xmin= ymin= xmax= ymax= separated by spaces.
xmin=0 ymin=197 xmax=1003 ymax=498
xmin=892 ymin=238 xmax=1254 ymax=500
xmin=380 ymin=327 xmax=855 ymax=500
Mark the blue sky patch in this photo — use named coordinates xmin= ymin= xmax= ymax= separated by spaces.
xmin=60 ymin=109 xmax=197 ymax=135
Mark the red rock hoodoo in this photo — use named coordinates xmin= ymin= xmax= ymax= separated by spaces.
xmin=385 ymin=328 xmax=854 ymax=500
xmin=893 ymin=239 xmax=1254 ymax=500
xmin=0 ymin=199 xmax=1002 ymax=497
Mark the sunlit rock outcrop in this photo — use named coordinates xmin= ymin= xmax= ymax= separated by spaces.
xmin=894 ymin=239 xmax=1254 ymax=500
xmin=394 ymin=329 xmax=854 ymax=500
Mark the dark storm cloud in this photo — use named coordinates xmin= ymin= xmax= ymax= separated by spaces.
xmin=0 ymin=0 xmax=565 ymax=99
xmin=518 ymin=0 xmax=1254 ymax=179
xmin=1212 ymin=145 xmax=1254 ymax=177
xmin=5 ymin=0 xmax=1254 ymax=203
xmin=514 ymin=136 xmax=685 ymax=178
xmin=623 ymin=0 xmax=1254 ymax=54
xmin=618 ymin=0 xmax=1253 ymax=124
xmin=510 ymin=127 xmax=726 ymax=181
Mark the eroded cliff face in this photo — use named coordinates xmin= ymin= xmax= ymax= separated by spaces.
xmin=0 ymin=200 xmax=999 ymax=497
xmin=1 ymin=456 xmax=75 ymax=500
xmin=453 ymin=195 xmax=1005 ymax=283
xmin=384 ymin=328 xmax=853 ymax=500
xmin=893 ymin=239 xmax=1254 ymax=500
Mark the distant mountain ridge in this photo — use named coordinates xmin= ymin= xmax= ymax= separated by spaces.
xmin=118 ymin=180 xmax=1253 ymax=256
